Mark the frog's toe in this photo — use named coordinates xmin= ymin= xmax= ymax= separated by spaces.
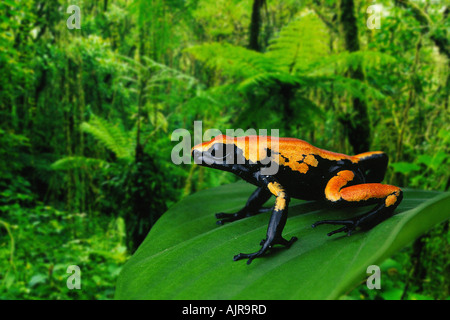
xmin=312 ymin=219 xmax=359 ymax=236
xmin=233 ymin=252 xmax=260 ymax=265
xmin=215 ymin=212 xmax=241 ymax=225
xmin=260 ymin=235 xmax=297 ymax=247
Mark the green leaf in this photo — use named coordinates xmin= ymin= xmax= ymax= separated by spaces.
xmin=390 ymin=162 xmax=421 ymax=174
xmin=28 ymin=274 xmax=47 ymax=288
xmin=115 ymin=182 xmax=450 ymax=300
xmin=416 ymin=153 xmax=447 ymax=171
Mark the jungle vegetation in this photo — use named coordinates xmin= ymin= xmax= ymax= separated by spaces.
xmin=0 ymin=0 xmax=448 ymax=299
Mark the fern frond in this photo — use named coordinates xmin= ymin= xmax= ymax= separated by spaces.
xmin=81 ymin=114 xmax=134 ymax=161
xmin=266 ymin=9 xmax=330 ymax=74
xmin=51 ymin=156 xmax=108 ymax=171
xmin=239 ymin=73 xmax=385 ymax=101
xmin=299 ymin=75 xmax=386 ymax=100
xmin=237 ymin=72 xmax=304 ymax=92
xmin=304 ymin=50 xmax=400 ymax=76
xmin=187 ymin=42 xmax=278 ymax=80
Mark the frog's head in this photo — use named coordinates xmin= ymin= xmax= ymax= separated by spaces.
xmin=191 ymin=135 xmax=246 ymax=171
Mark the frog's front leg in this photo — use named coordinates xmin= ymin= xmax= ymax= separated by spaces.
xmin=233 ymin=178 xmax=297 ymax=264
xmin=215 ymin=187 xmax=272 ymax=225
xmin=312 ymin=170 xmax=403 ymax=236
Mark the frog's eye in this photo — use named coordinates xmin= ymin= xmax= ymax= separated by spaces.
xmin=210 ymin=143 xmax=231 ymax=160
xmin=210 ymin=143 xmax=223 ymax=158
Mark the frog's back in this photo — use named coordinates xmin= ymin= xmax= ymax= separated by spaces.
xmin=230 ymin=135 xmax=355 ymax=161
xmin=271 ymin=137 xmax=359 ymax=200
xmin=276 ymin=137 xmax=356 ymax=163
xmin=199 ymin=135 xmax=356 ymax=163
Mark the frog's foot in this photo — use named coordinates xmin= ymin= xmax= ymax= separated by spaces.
xmin=215 ymin=207 xmax=271 ymax=225
xmin=311 ymin=218 xmax=360 ymax=236
xmin=317 ymin=172 xmax=403 ymax=237
xmin=233 ymin=236 xmax=297 ymax=265
xmin=259 ymin=236 xmax=297 ymax=247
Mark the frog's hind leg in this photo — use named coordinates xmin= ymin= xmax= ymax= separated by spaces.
xmin=216 ymin=187 xmax=272 ymax=225
xmin=312 ymin=170 xmax=403 ymax=236
xmin=354 ymin=151 xmax=388 ymax=183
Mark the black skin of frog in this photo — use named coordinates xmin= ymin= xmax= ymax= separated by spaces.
xmin=191 ymin=135 xmax=403 ymax=264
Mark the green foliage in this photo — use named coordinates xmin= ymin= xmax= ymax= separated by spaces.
xmin=0 ymin=203 xmax=127 ymax=299
xmin=347 ymin=221 xmax=449 ymax=300
xmin=80 ymin=114 xmax=134 ymax=162
xmin=187 ymin=9 xmax=396 ymax=136
xmin=115 ymin=182 xmax=450 ymax=299
xmin=0 ymin=0 xmax=448 ymax=300
xmin=50 ymin=157 xmax=108 ymax=171
xmin=265 ymin=9 xmax=330 ymax=73
xmin=0 ymin=129 xmax=33 ymax=205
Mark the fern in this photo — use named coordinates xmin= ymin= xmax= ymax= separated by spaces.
xmin=51 ymin=156 xmax=108 ymax=171
xmin=187 ymin=8 xmax=395 ymax=131
xmin=304 ymin=50 xmax=400 ymax=76
xmin=51 ymin=115 xmax=134 ymax=171
xmin=118 ymin=54 xmax=199 ymax=93
xmin=188 ymin=8 xmax=395 ymax=86
xmin=266 ymin=9 xmax=330 ymax=74
xmin=187 ymin=43 xmax=276 ymax=80
xmin=80 ymin=114 xmax=134 ymax=162
xmin=189 ymin=10 xmax=331 ymax=78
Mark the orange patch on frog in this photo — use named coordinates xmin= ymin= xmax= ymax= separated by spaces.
xmin=324 ymin=170 xmax=355 ymax=202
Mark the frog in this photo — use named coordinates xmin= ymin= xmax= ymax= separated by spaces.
xmin=191 ymin=135 xmax=403 ymax=264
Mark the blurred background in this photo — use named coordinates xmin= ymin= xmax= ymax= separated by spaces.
xmin=0 ymin=0 xmax=448 ymax=299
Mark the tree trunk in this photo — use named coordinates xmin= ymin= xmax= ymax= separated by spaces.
xmin=248 ymin=0 xmax=265 ymax=52
xmin=126 ymin=20 xmax=148 ymax=252
xmin=339 ymin=0 xmax=371 ymax=154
